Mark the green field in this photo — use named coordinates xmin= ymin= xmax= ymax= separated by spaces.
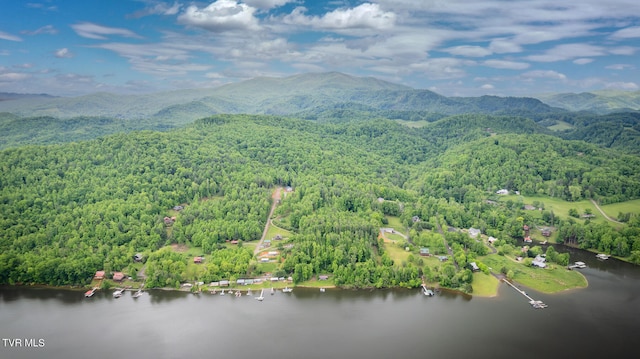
xmin=547 ymin=120 xmax=574 ymax=131
xmin=472 ymin=272 xmax=500 ymax=297
xmin=385 ymin=216 xmax=407 ymax=233
xmin=500 ymin=195 xmax=607 ymax=225
xmin=601 ymin=199 xmax=640 ymax=219
xmin=482 ymin=255 xmax=587 ymax=293
xmin=265 ymin=223 xmax=293 ymax=241
xmin=394 ymin=119 xmax=430 ymax=128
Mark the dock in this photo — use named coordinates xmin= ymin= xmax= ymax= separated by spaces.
xmin=502 ymin=279 xmax=547 ymax=309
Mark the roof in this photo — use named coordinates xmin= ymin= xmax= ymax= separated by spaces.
xmin=95 ymin=271 xmax=105 ymax=278
xmin=112 ymin=272 xmax=124 ymax=280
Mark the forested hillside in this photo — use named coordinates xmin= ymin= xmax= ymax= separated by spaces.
xmin=1 ymin=114 xmax=639 ymax=291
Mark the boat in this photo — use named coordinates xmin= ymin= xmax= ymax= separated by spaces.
xmin=422 ymin=286 xmax=434 ymax=296
xmin=320 ymin=288 xmax=325 ymax=293
xmin=85 ymin=288 xmax=96 ymax=298
xmin=132 ymin=289 xmax=143 ymax=298
xmin=596 ymin=253 xmax=610 ymax=260
xmin=256 ymin=289 xmax=264 ymax=301
xmin=529 ymin=300 xmax=548 ymax=309
xmin=113 ymin=289 xmax=123 ymax=298
xmin=282 ymin=287 xmax=293 ymax=293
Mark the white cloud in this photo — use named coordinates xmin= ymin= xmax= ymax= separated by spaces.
xmin=243 ymin=0 xmax=294 ymax=10
xmin=0 ymin=72 xmax=30 ymax=82
xmin=177 ymin=0 xmax=260 ymax=32
xmin=130 ymin=1 xmax=182 ymax=17
xmin=488 ymin=39 xmax=522 ymax=54
xmin=526 ymin=43 xmax=605 ymax=62
xmin=611 ymin=26 xmax=640 ymax=39
xmin=71 ymin=22 xmax=142 ymax=40
xmin=609 ymin=46 xmax=636 ymax=55
xmin=483 ymin=59 xmax=529 ymax=70
xmin=573 ymin=58 xmax=593 ymax=65
xmin=21 ymin=25 xmax=58 ymax=36
xmin=521 ymin=70 xmax=567 ymax=81
xmin=55 ymin=48 xmax=74 ymax=58
xmin=409 ymin=58 xmax=473 ymax=80
xmin=604 ymin=81 xmax=639 ymax=90
xmin=0 ymin=31 xmax=22 ymax=42
xmin=606 ymin=64 xmax=635 ymax=70
xmin=481 ymin=84 xmax=494 ymax=89
xmin=443 ymin=45 xmax=491 ymax=57
xmin=284 ymin=3 xmax=396 ymax=31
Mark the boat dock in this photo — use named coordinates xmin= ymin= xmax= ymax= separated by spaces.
xmin=502 ymin=279 xmax=547 ymax=309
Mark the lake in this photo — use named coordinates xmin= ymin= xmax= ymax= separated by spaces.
xmin=2 ymin=247 xmax=639 ymax=359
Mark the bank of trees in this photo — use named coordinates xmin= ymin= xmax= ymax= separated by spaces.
xmin=1 ymin=114 xmax=638 ymax=288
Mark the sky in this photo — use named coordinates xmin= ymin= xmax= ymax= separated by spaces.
xmin=1 ymin=0 xmax=640 ymax=97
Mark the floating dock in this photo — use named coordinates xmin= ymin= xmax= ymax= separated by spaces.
xmin=502 ymin=279 xmax=547 ymax=309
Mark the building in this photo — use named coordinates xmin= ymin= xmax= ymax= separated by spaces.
xmin=173 ymin=205 xmax=184 ymax=211
xmin=487 ymin=236 xmax=497 ymax=244
xmin=437 ymin=256 xmax=449 ymax=262
xmin=468 ymin=227 xmax=481 ymax=238
xmin=496 ymin=189 xmax=509 ymax=195
xmin=532 ymin=255 xmax=547 ymax=268
xmin=469 ymin=262 xmax=480 ymax=272
xmin=319 ymin=275 xmax=329 ymax=281
xmin=94 ymin=271 xmax=105 ymax=280
xmin=419 ymin=248 xmax=431 ymax=256
xmin=112 ymin=272 xmax=125 ymax=281
xmin=133 ymin=253 xmax=143 ymax=262
xmin=194 ymin=256 xmax=203 ymax=264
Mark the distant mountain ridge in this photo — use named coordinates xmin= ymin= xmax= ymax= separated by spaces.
xmin=535 ymin=90 xmax=640 ymax=114
xmin=0 ymin=72 xmax=562 ymax=122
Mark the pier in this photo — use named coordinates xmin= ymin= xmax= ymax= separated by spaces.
xmin=502 ymin=279 xmax=547 ymax=309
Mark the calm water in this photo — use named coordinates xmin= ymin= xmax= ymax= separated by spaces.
xmin=2 ymin=247 xmax=639 ymax=359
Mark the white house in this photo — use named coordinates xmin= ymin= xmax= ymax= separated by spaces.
xmin=496 ymin=189 xmax=509 ymax=195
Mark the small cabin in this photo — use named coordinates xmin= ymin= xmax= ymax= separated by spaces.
xmin=133 ymin=253 xmax=143 ymax=262
xmin=469 ymin=262 xmax=480 ymax=272
xmin=194 ymin=256 xmax=203 ymax=264
xmin=94 ymin=271 xmax=105 ymax=280
xmin=112 ymin=272 xmax=125 ymax=281
xmin=419 ymin=248 xmax=431 ymax=257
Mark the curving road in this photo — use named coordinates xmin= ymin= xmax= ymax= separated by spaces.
xmin=590 ymin=199 xmax=623 ymax=225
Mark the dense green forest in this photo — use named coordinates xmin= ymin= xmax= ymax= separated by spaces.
xmin=1 ymin=113 xmax=639 ymax=292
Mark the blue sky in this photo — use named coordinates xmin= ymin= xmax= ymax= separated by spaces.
xmin=1 ymin=0 xmax=639 ymax=96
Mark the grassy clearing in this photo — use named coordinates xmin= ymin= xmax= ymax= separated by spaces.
xmin=384 ymin=242 xmax=411 ymax=266
xmin=385 ymin=216 xmax=407 ymax=233
xmin=547 ymin=120 xmax=574 ymax=131
xmin=472 ymin=272 xmax=500 ymax=297
xmin=394 ymin=119 xmax=430 ymax=128
xmin=297 ymin=278 xmax=335 ymax=288
xmin=265 ymin=223 xmax=293 ymax=240
xmin=601 ymin=199 xmax=640 ymax=218
xmin=482 ymin=254 xmax=587 ymax=293
xmin=500 ymin=195 xmax=607 ymax=225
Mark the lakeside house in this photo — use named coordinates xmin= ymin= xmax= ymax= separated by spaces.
xmin=94 ymin=271 xmax=105 ymax=280
xmin=319 ymin=275 xmax=330 ymax=281
xmin=112 ymin=272 xmax=125 ymax=281
xmin=420 ymin=248 xmax=431 ymax=257
xmin=532 ymin=255 xmax=547 ymax=268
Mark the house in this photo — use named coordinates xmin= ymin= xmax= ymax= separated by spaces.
xmin=194 ymin=256 xmax=203 ymax=264
xmin=524 ymin=236 xmax=532 ymax=243
xmin=94 ymin=271 xmax=105 ymax=280
xmin=487 ymin=236 xmax=497 ymax=244
xmin=496 ymin=189 xmax=509 ymax=195
xmin=230 ymin=240 xmax=239 ymax=244
xmin=285 ymin=186 xmax=293 ymax=192
xmin=419 ymin=248 xmax=431 ymax=257
xmin=164 ymin=216 xmax=175 ymax=225
xmin=112 ymin=272 xmax=124 ymax=281
xmin=219 ymin=280 xmax=229 ymax=287
xmin=468 ymin=227 xmax=481 ymax=238
xmin=263 ymin=239 xmax=272 ymax=247
xmin=260 ymin=258 xmax=269 ymax=262
xmin=273 ymin=234 xmax=283 ymax=240
xmin=267 ymin=251 xmax=279 ymax=257
xmin=173 ymin=205 xmax=184 ymax=211
xmin=133 ymin=253 xmax=143 ymax=262
xmin=523 ymin=204 xmax=536 ymax=210
xmin=319 ymin=275 xmax=329 ymax=281
xmin=541 ymin=228 xmax=551 ymax=237
xmin=377 ymin=197 xmax=385 ymax=203
xmin=236 ymin=279 xmax=245 ymax=285
xmin=437 ymin=256 xmax=449 ymax=262
xmin=469 ymin=262 xmax=480 ymax=272
xmin=412 ymin=216 xmax=420 ymax=223
xmin=532 ymin=255 xmax=547 ymax=268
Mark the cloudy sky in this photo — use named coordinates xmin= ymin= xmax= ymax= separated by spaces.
xmin=1 ymin=0 xmax=639 ymax=96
